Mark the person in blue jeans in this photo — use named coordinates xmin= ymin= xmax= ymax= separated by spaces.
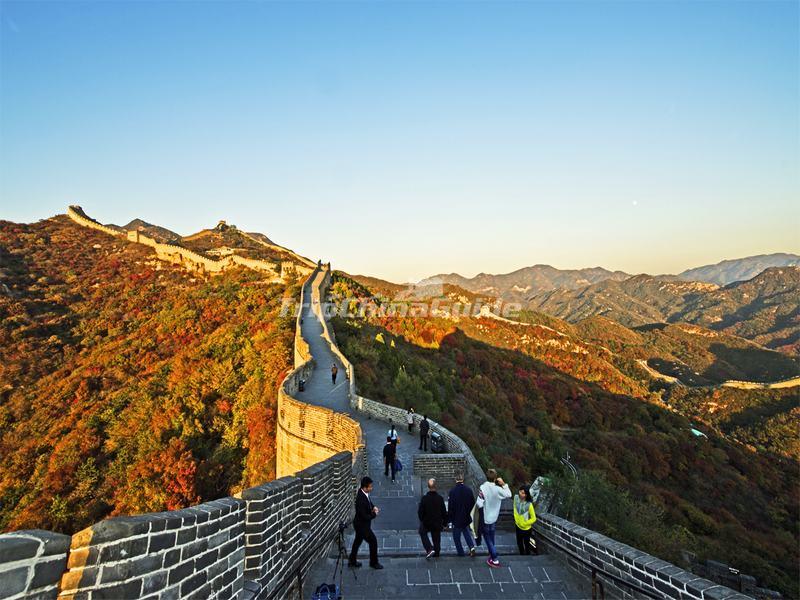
xmin=447 ymin=474 xmax=477 ymax=557
xmin=476 ymin=468 xmax=511 ymax=567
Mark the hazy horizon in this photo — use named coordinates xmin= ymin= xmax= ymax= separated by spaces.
xmin=7 ymin=205 xmax=800 ymax=284
xmin=2 ymin=1 xmax=798 ymax=282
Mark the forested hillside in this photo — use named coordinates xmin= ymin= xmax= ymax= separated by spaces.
xmin=329 ymin=273 xmax=799 ymax=597
xmin=0 ymin=216 xmax=297 ymax=534
xmin=527 ymin=267 xmax=800 ymax=354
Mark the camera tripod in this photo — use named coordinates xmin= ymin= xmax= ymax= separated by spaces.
xmin=330 ymin=523 xmax=356 ymax=599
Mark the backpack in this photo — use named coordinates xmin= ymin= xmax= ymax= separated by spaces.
xmin=311 ymin=583 xmax=339 ymax=600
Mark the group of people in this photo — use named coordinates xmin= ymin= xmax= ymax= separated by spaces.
xmin=404 ymin=408 xmax=432 ymax=450
xmin=383 ymin=411 xmax=432 ymax=483
xmin=348 ymin=469 xmax=537 ymax=570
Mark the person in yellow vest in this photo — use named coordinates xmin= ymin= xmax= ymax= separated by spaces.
xmin=513 ymin=484 xmax=537 ymax=555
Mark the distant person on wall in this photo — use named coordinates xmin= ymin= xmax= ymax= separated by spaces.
xmin=349 ymin=477 xmax=383 ymax=570
xmin=447 ymin=473 xmax=477 ymax=557
xmin=513 ymin=484 xmax=537 ymax=555
xmin=383 ymin=436 xmax=397 ymax=482
xmin=331 ymin=364 xmax=338 ymax=384
xmin=419 ymin=416 xmax=430 ymax=451
xmin=387 ymin=422 xmax=399 ymax=443
xmin=476 ymin=469 xmax=511 ymax=568
xmin=407 ymin=408 xmax=415 ymax=433
xmin=418 ymin=478 xmax=448 ymax=559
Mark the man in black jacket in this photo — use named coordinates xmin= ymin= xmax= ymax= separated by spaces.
xmin=419 ymin=416 xmax=430 ymax=451
xmin=447 ymin=473 xmax=477 ymax=556
xmin=349 ymin=477 xmax=383 ymax=569
xmin=418 ymin=478 xmax=448 ymax=559
xmin=383 ymin=436 xmax=397 ymax=482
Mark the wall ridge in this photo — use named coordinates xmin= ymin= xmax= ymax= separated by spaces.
xmin=66 ymin=205 xmax=314 ymax=281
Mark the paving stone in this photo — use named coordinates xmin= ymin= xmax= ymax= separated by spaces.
xmin=429 ymin=568 xmax=453 ymax=584
xmin=541 ymin=580 xmax=567 ymax=594
xmin=470 ymin=566 xmax=494 ymax=583
xmin=456 ymin=583 xmax=483 ymax=599
xmin=411 ymin=586 xmax=441 ymax=598
xmin=477 ymin=582 xmax=504 ymax=599
xmin=449 ymin=566 xmax=474 ymax=583
xmin=509 ymin=565 xmax=534 ymax=582
xmin=407 ymin=569 xmax=431 ymax=585
xmin=500 ymin=582 xmax=526 ymax=596
xmin=530 ymin=565 xmax=551 ymax=581
xmin=522 ymin=581 xmax=546 ymax=595
xmin=489 ymin=566 xmax=514 ymax=583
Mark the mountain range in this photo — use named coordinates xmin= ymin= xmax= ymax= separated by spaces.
xmin=421 ymin=253 xmax=799 ymax=301
xmin=677 ymin=253 xmax=800 ymax=286
xmin=527 ymin=267 xmax=800 ymax=354
xmin=329 ymin=272 xmax=799 ymax=597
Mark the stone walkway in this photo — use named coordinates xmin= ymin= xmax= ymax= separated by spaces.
xmin=297 ymin=271 xmax=591 ymax=599
xmin=297 ymin=271 xmax=426 ymax=529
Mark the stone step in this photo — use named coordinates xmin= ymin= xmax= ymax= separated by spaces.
xmin=306 ymin=554 xmax=585 ymax=600
xmin=335 ymin=528 xmax=525 ymax=558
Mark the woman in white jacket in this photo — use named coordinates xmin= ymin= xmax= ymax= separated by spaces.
xmin=475 ymin=468 xmax=511 ymax=567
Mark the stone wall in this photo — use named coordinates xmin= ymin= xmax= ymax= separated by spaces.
xmin=66 ymin=206 xmax=124 ymax=238
xmin=412 ymin=454 xmax=466 ymax=486
xmin=720 ymin=376 xmax=800 ymax=390
xmin=276 ymin=392 xmax=363 ymax=478
xmin=241 ymin=451 xmax=359 ymax=600
xmin=350 ymin=395 xmax=488 ymax=490
xmin=0 ymin=530 xmax=70 ymax=600
xmin=68 ymin=206 xmax=294 ymax=282
xmin=275 ymin=267 xmax=364 ymax=479
xmin=235 ymin=230 xmax=317 ymax=270
xmin=0 ymin=451 xmax=364 ymax=600
xmin=58 ymin=497 xmax=246 ymax=599
xmin=533 ymin=514 xmax=753 ymax=600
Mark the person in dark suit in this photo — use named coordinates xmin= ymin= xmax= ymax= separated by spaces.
xmin=349 ymin=477 xmax=383 ymax=569
xmin=447 ymin=473 xmax=477 ymax=556
xmin=383 ymin=436 xmax=397 ymax=482
xmin=418 ymin=478 xmax=448 ymax=559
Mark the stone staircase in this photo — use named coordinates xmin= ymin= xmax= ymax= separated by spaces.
xmin=304 ymin=528 xmax=590 ymax=599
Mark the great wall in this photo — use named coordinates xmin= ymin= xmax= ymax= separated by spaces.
xmin=66 ymin=206 xmax=316 ymax=282
xmin=0 ymin=211 xmax=770 ymax=599
xmin=636 ymin=360 xmax=800 ymax=390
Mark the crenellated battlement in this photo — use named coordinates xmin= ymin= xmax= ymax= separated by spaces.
xmin=68 ymin=206 xmax=314 ymax=282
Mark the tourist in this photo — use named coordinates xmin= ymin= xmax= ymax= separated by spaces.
xmin=418 ymin=478 xmax=448 ymax=559
xmin=387 ymin=422 xmax=399 ymax=443
xmin=447 ymin=473 xmax=477 ymax=557
xmin=349 ymin=477 xmax=383 ymax=570
xmin=513 ymin=484 xmax=537 ymax=555
xmin=407 ymin=407 xmax=415 ymax=433
xmin=331 ymin=364 xmax=338 ymax=384
xmin=476 ymin=468 xmax=511 ymax=568
xmin=419 ymin=415 xmax=430 ymax=451
xmin=383 ymin=436 xmax=397 ymax=482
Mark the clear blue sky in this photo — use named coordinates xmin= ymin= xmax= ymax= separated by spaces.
xmin=1 ymin=1 xmax=797 ymax=282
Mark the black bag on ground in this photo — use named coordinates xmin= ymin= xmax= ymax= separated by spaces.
xmin=311 ymin=583 xmax=339 ymax=600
